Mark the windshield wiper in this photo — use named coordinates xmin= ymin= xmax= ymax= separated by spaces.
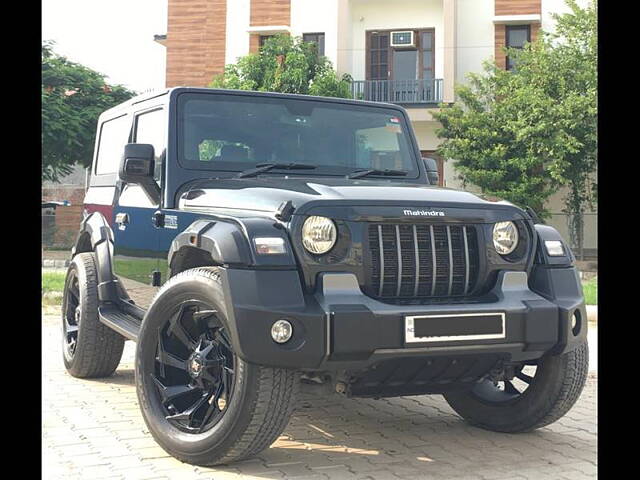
xmin=236 ymin=163 xmax=318 ymax=179
xmin=347 ymin=168 xmax=409 ymax=179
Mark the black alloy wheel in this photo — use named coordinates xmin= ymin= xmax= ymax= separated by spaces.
xmin=62 ymin=268 xmax=81 ymax=359
xmin=151 ymin=300 xmax=235 ymax=434
xmin=443 ymin=341 xmax=589 ymax=433
xmin=470 ymin=362 xmax=539 ymax=404
xmin=136 ymin=266 xmax=300 ymax=466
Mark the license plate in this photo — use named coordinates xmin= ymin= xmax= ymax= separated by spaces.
xmin=405 ymin=312 xmax=506 ymax=344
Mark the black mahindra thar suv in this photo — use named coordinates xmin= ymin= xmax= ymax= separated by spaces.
xmin=62 ymin=88 xmax=588 ymax=466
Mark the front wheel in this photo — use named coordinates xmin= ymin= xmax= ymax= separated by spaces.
xmin=135 ymin=267 xmax=299 ymax=466
xmin=443 ymin=341 xmax=589 ymax=433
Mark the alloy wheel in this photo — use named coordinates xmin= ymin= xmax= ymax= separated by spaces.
xmin=150 ymin=301 xmax=235 ymax=433
xmin=471 ymin=362 xmax=539 ymax=404
xmin=62 ymin=269 xmax=81 ymax=358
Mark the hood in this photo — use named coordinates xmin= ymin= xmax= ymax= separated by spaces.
xmin=179 ymin=177 xmax=523 ymax=220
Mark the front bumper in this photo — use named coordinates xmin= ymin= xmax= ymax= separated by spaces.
xmin=220 ymin=266 xmax=587 ymax=370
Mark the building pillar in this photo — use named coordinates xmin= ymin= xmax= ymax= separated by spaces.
xmin=443 ymin=0 xmax=457 ymax=103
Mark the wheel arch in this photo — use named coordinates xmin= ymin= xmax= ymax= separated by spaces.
xmin=168 ymin=245 xmax=222 ymax=277
xmin=167 ymin=218 xmax=297 ymax=278
xmin=71 ymin=212 xmax=120 ymax=303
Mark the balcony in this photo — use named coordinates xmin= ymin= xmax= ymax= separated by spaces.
xmin=350 ymin=79 xmax=443 ymax=105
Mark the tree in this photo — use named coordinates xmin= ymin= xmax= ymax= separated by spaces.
xmin=209 ymin=34 xmax=353 ymax=98
xmin=433 ymin=0 xmax=597 ymax=237
xmin=42 ymin=41 xmax=135 ymax=182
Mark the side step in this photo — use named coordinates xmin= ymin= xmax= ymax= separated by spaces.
xmin=98 ymin=304 xmax=142 ymax=341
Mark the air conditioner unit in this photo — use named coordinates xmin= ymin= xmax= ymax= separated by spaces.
xmin=390 ymin=31 xmax=415 ymax=48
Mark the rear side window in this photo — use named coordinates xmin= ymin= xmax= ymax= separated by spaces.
xmin=95 ymin=114 xmax=131 ymax=175
xmin=134 ymin=108 xmax=166 ymax=185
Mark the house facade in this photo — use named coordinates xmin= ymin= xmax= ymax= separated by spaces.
xmin=158 ymin=0 xmax=596 ymax=257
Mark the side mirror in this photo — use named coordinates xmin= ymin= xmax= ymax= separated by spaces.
xmin=119 ymin=143 xmax=160 ymax=205
xmin=422 ymin=157 xmax=440 ymax=186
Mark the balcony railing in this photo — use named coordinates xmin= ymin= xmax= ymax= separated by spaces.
xmin=350 ymin=79 xmax=443 ymax=105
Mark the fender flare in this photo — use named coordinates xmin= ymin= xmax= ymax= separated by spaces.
xmin=167 ymin=218 xmax=297 ymax=277
xmin=72 ymin=212 xmax=119 ymax=302
xmin=533 ymin=224 xmax=575 ymax=266
xmin=530 ymin=224 xmax=585 ymax=356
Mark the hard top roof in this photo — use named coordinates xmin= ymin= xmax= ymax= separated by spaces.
xmin=98 ymin=86 xmax=404 ymax=120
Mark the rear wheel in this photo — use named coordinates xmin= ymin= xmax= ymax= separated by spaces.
xmin=61 ymin=252 xmax=125 ymax=378
xmin=135 ymin=267 xmax=299 ymax=466
xmin=443 ymin=341 xmax=589 ymax=432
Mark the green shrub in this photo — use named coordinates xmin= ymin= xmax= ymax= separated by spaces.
xmin=582 ymin=277 xmax=597 ymax=305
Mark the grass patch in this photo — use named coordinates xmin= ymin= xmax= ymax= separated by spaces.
xmin=42 ymin=271 xmax=65 ymax=312
xmin=582 ymin=277 xmax=597 ymax=305
xmin=42 ymin=293 xmax=63 ymax=306
xmin=42 ymin=271 xmax=66 ymax=294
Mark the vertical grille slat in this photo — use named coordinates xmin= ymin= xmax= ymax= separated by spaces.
xmin=446 ymin=225 xmax=453 ymax=296
xmin=430 ymin=225 xmax=437 ymax=296
xmin=367 ymin=222 xmax=480 ymax=301
xmin=412 ymin=225 xmax=420 ymax=297
xmin=395 ymin=225 xmax=402 ymax=297
xmin=377 ymin=225 xmax=384 ymax=297
xmin=463 ymin=226 xmax=470 ymax=295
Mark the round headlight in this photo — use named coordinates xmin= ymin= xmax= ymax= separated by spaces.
xmin=302 ymin=216 xmax=337 ymax=254
xmin=493 ymin=221 xmax=519 ymax=255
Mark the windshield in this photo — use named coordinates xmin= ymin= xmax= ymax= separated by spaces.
xmin=176 ymin=92 xmax=420 ymax=178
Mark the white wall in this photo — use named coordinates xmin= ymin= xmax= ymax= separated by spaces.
xmin=455 ymin=0 xmax=494 ymax=86
xmin=336 ymin=0 xmax=353 ymax=75
xmin=541 ymin=0 xmax=591 ymax=34
xmin=349 ymin=0 xmax=444 ymax=81
xmin=225 ymin=0 xmax=251 ymax=66
xmin=291 ymin=0 xmax=342 ymax=70
xmin=412 ymin=121 xmax=441 ymax=151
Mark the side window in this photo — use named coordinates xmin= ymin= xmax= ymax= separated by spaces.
xmin=118 ymin=183 xmax=157 ymax=208
xmin=95 ymin=115 xmax=131 ymax=175
xmin=135 ymin=108 xmax=166 ymax=185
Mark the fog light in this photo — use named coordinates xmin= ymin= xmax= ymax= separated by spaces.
xmin=545 ymin=240 xmax=565 ymax=256
xmin=271 ymin=319 xmax=293 ymax=343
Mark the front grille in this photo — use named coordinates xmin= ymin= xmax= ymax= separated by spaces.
xmin=367 ymin=223 xmax=480 ymax=300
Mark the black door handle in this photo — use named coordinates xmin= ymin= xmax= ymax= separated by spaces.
xmin=152 ymin=210 xmax=165 ymax=228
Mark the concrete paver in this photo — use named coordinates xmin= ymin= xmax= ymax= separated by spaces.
xmin=43 ymin=313 xmax=597 ymax=479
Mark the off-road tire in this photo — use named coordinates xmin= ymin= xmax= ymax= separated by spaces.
xmin=135 ymin=267 xmax=300 ymax=466
xmin=443 ymin=341 xmax=589 ymax=432
xmin=62 ymin=252 xmax=125 ymax=378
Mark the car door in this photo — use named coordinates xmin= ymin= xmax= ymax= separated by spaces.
xmin=112 ymin=184 xmax=161 ymax=290
xmin=112 ymin=106 xmax=166 ymax=298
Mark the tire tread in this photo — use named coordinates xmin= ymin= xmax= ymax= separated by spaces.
xmin=63 ymin=252 xmax=125 ymax=378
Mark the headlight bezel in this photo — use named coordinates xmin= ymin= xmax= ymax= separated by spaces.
xmin=493 ymin=220 xmax=519 ymax=256
xmin=301 ymin=215 xmax=338 ymax=255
